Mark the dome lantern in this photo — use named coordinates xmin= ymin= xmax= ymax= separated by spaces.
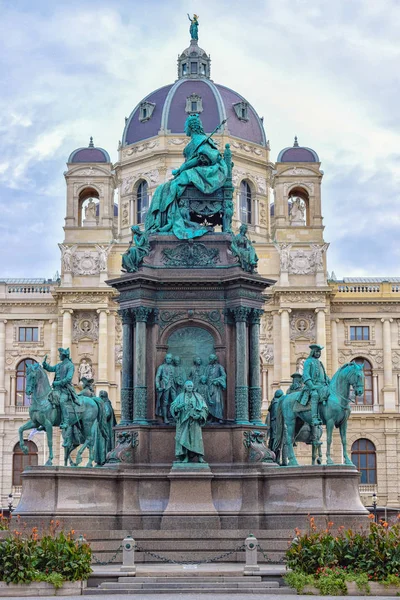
xmin=177 ymin=14 xmax=211 ymax=80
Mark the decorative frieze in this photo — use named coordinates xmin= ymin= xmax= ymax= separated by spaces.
xmin=122 ymin=139 xmax=159 ymax=159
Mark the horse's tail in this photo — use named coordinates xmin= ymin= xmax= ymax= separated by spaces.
xmin=93 ymin=397 xmax=109 ymax=441
xmin=273 ymin=400 xmax=285 ymax=453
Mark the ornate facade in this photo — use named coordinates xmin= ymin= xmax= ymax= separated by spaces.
xmin=0 ymin=27 xmax=399 ymax=511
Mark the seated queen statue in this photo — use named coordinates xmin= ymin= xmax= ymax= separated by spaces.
xmin=145 ymin=114 xmax=229 ymax=240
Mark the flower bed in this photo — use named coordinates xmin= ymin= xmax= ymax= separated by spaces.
xmin=284 ymin=515 xmax=400 ymax=595
xmin=0 ymin=518 xmax=92 ymax=592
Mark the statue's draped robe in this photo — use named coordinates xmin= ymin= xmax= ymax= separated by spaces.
xmin=231 ymin=232 xmax=258 ymax=272
xmin=122 ymin=233 xmax=149 ymax=272
xmin=299 ymin=357 xmax=330 ymax=406
xmin=170 ymin=391 xmax=208 ymax=458
xmin=204 ymin=362 xmax=226 ymax=421
xmin=145 ymin=133 xmax=228 ymax=240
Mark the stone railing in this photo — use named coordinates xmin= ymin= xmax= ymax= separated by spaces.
xmin=351 ymin=404 xmax=374 ymax=413
xmin=337 ymin=285 xmax=380 ymax=293
xmin=7 ymin=285 xmax=52 ymax=295
xmin=359 ymin=483 xmax=377 ymax=495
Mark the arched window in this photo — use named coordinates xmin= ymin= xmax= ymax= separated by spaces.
xmin=351 ymin=357 xmax=373 ymax=405
xmin=351 ymin=439 xmax=376 ymax=484
xmin=12 ymin=441 xmax=38 ymax=486
xmin=16 ymin=358 xmax=36 ymax=406
xmin=78 ymin=187 xmax=100 ymax=226
xmin=239 ymin=181 xmax=252 ymax=224
xmin=137 ymin=180 xmax=149 ymax=224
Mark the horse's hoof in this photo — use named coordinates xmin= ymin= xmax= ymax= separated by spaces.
xmin=45 ymin=459 xmax=53 ymax=467
xmin=317 ymin=458 xmax=322 ymax=465
xmin=85 ymin=462 xmax=93 ymax=468
xmin=344 ymin=458 xmax=355 ymax=466
xmin=326 ymin=458 xmax=334 ymax=465
xmin=21 ymin=446 xmax=29 ymax=455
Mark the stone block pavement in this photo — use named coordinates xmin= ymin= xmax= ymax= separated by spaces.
xmin=2 ymin=595 xmax=400 ymax=600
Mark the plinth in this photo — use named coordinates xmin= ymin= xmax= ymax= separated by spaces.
xmin=161 ymin=463 xmax=220 ymax=530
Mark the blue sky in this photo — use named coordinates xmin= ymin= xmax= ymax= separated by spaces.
xmin=0 ymin=0 xmax=399 ymax=278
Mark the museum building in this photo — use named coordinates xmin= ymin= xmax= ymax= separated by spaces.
xmin=0 ymin=29 xmax=399 ymax=511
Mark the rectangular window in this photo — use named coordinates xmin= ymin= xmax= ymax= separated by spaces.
xmin=201 ymin=63 xmax=206 ymax=75
xmin=190 ymin=62 xmax=198 ymax=74
xmin=182 ymin=63 xmax=187 ymax=76
xmin=19 ymin=327 xmax=39 ymax=342
xmin=191 ymin=101 xmax=197 ymax=112
xmin=350 ymin=326 xmax=369 ymax=341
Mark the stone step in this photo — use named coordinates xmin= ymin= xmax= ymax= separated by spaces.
xmin=100 ymin=581 xmax=279 ymax=589
xmin=84 ymin=586 xmax=295 ymax=595
xmin=123 ymin=576 xmax=263 ymax=582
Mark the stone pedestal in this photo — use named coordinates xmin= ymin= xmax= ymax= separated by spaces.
xmin=161 ymin=463 xmax=220 ymax=530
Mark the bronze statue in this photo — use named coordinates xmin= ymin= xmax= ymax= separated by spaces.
xmin=204 ymin=354 xmax=226 ymax=423
xmin=170 ymin=380 xmax=208 ymax=463
xmin=155 ymin=353 xmax=176 ymax=424
xmin=42 ymin=348 xmax=80 ymax=430
xmin=298 ymin=344 xmax=330 ymax=426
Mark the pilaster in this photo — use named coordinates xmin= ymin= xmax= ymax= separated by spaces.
xmin=0 ymin=320 xmax=6 ymax=413
xmin=279 ymin=308 xmax=291 ymax=388
xmin=120 ymin=309 xmax=134 ymax=425
xmin=132 ymin=306 xmax=153 ymax=425
xmin=315 ymin=308 xmax=327 ymax=365
xmin=381 ymin=318 xmax=395 ymax=411
xmin=231 ymin=307 xmax=251 ymax=424
xmin=249 ymin=309 xmax=263 ymax=425
xmin=61 ymin=310 xmax=73 ymax=351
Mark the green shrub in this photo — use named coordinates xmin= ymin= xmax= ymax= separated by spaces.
xmin=286 ymin=516 xmax=400 ymax=582
xmin=0 ymin=521 xmax=92 ymax=587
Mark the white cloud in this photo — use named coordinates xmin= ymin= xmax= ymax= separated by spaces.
xmin=0 ymin=0 xmax=399 ymax=277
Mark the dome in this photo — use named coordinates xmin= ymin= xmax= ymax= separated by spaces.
xmin=277 ymin=136 xmax=319 ymax=163
xmin=122 ymin=34 xmax=266 ymax=147
xmin=68 ymin=137 xmax=110 ymax=163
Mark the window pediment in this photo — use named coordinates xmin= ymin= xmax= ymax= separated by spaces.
xmin=139 ymin=101 xmax=156 ymax=123
xmin=185 ymin=93 xmax=203 ymax=114
xmin=233 ymin=101 xmax=249 ymax=122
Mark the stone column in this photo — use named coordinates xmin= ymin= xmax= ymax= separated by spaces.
xmin=331 ymin=318 xmax=339 ymax=375
xmin=50 ymin=320 xmax=58 ymax=365
xmin=232 ymin=307 xmax=251 ymax=424
xmin=272 ymin=311 xmax=281 ymax=388
xmin=132 ymin=307 xmax=152 ymax=425
xmin=61 ymin=310 xmax=73 ymax=351
xmin=315 ymin=309 xmax=327 ymax=365
xmin=120 ymin=309 xmax=134 ymax=425
xmin=249 ymin=309 xmax=263 ymax=425
xmin=381 ymin=318 xmax=395 ymax=411
xmin=262 ymin=368 xmax=268 ymax=405
xmin=0 ymin=320 xmax=6 ymax=413
xmin=279 ymin=308 xmax=291 ymax=388
xmin=10 ymin=374 xmax=16 ymax=408
xmin=97 ymin=309 xmax=109 ymax=383
xmin=107 ymin=311 xmax=116 ymax=385
xmin=373 ymin=374 xmax=379 ymax=412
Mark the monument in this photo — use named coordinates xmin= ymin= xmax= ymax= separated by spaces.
xmin=17 ymin=110 xmax=368 ymax=554
xmin=16 ymin=19 xmax=368 ymax=558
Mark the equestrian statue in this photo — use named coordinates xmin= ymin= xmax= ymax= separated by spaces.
xmin=18 ymin=348 xmax=115 ymax=468
xmin=273 ymin=344 xmax=365 ymax=466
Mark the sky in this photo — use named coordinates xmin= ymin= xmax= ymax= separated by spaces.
xmin=0 ymin=0 xmax=399 ymax=279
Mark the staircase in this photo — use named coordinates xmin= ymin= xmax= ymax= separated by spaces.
xmin=84 ymin=575 xmax=295 ymax=595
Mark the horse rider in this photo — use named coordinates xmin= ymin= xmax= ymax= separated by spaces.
xmin=298 ymin=344 xmax=330 ymax=426
xmin=287 ymin=372 xmax=303 ymax=394
xmin=42 ymin=348 xmax=80 ymax=429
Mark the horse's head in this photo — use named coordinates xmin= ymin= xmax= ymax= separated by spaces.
xmin=348 ymin=362 xmax=365 ymax=400
xmin=25 ymin=362 xmax=40 ymax=397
